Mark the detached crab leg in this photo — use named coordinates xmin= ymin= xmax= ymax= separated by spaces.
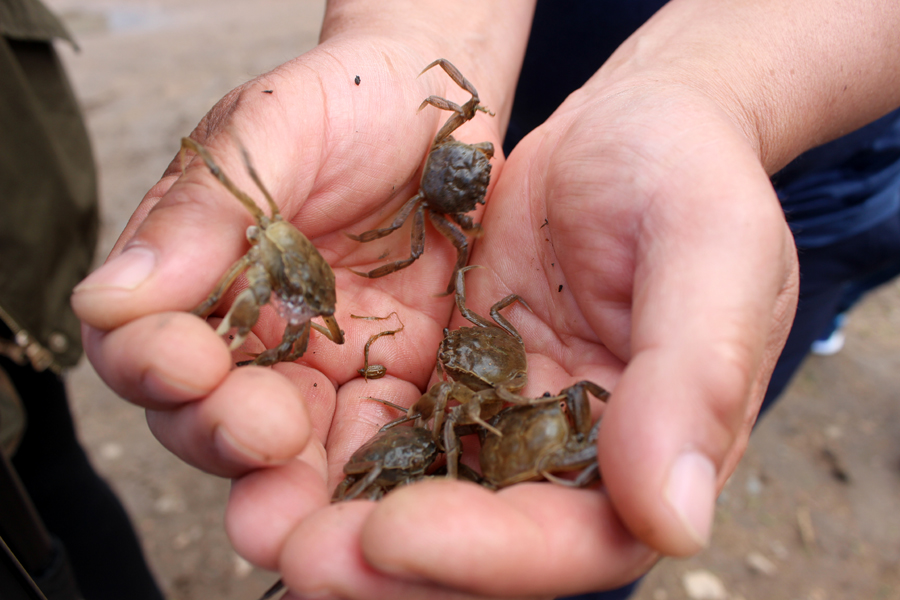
xmin=351 ymin=312 xmax=405 ymax=380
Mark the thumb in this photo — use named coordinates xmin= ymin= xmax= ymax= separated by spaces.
xmin=597 ymin=169 xmax=798 ymax=557
xmin=600 ymin=345 xmax=740 ymax=556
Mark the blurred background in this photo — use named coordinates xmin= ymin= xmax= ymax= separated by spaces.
xmin=44 ymin=1 xmax=900 ymax=598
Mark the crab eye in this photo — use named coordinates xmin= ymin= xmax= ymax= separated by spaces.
xmin=246 ymin=225 xmax=260 ymax=243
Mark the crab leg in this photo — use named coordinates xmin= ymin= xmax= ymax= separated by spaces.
xmin=180 ymin=137 xmax=269 ymax=225
xmin=255 ymin=579 xmax=285 ymax=600
xmin=342 ymin=463 xmax=384 ymax=500
xmin=350 ymin=203 xmax=426 ymax=279
xmin=240 ymin=145 xmax=281 ymax=218
xmin=429 ymin=211 xmax=472 ymax=296
xmin=345 ymin=192 xmax=423 ymax=243
xmin=191 ymin=254 xmax=252 ymax=318
xmin=453 ymin=265 xmax=533 ymax=339
xmin=418 ymin=58 xmax=494 ymax=144
xmin=312 ymin=314 xmax=345 ymax=345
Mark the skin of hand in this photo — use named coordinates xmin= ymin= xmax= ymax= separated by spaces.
xmin=261 ymin=1 xmax=900 ymax=599
xmin=71 ymin=0 xmax=900 ymax=598
xmin=317 ymin=1 xmax=900 ymax=597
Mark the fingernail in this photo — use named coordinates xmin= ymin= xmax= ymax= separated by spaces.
xmin=214 ymin=425 xmax=286 ymax=467
xmin=74 ymin=246 xmax=157 ymax=292
xmin=141 ymin=369 xmax=209 ymax=402
xmin=664 ymin=451 xmax=716 ymax=548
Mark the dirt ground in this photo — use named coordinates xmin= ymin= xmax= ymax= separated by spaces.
xmin=45 ymin=1 xmax=900 ymax=599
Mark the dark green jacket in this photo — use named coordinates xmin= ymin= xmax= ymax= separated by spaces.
xmin=0 ymin=0 xmax=98 ymax=372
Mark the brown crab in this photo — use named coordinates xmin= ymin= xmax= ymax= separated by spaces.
xmin=410 ymin=381 xmax=506 ymax=479
xmin=347 ymin=59 xmax=495 ymax=295
xmin=181 ymin=138 xmax=344 ymax=366
xmin=377 ymin=266 xmax=552 ymax=477
xmin=258 ymin=408 xmax=438 ymax=600
xmin=332 ymin=417 xmax=440 ymax=501
xmin=479 ymin=381 xmax=610 ymax=489
xmin=438 ymin=265 xmax=529 ymax=402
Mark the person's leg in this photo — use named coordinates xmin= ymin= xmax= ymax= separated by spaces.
xmin=809 ymin=252 xmax=900 ymax=354
xmin=3 ymin=354 xmax=164 ymax=600
xmin=836 ymin=253 xmax=900 ymax=314
xmin=760 ymin=208 xmax=900 ymax=415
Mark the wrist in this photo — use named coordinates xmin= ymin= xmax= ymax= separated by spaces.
xmin=320 ymin=0 xmax=536 ymax=130
xmin=582 ymin=0 xmax=900 ymax=174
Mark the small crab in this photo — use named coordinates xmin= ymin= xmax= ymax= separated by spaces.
xmin=348 ymin=59 xmax=495 ymax=295
xmin=259 ymin=410 xmax=436 ymax=600
xmin=479 ymin=381 xmax=610 ymax=489
xmin=438 ymin=265 xmax=530 ymax=403
xmin=369 ymin=379 xmax=498 ymax=478
xmin=331 ymin=423 xmax=440 ymax=502
xmin=181 ymin=138 xmax=344 ymax=366
xmin=405 ymin=265 xmax=556 ymax=476
xmin=376 ymin=263 xmax=551 ymax=478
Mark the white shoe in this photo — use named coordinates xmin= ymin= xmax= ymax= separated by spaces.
xmin=811 ymin=330 xmax=845 ymax=355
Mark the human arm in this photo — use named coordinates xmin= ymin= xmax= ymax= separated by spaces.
xmin=267 ymin=0 xmax=900 ymax=597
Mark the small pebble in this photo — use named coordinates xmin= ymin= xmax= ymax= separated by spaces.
xmin=797 ymin=505 xmax=817 ymax=549
xmin=745 ymin=473 xmax=763 ymax=496
xmin=154 ymin=493 xmax=186 ymax=515
xmin=769 ymin=539 xmax=789 ymax=560
xmin=99 ymin=442 xmax=123 ymax=460
xmin=746 ymin=551 xmax=777 ymax=576
xmin=824 ymin=424 xmax=842 ymax=439
xmin=682 ymin=569 xmax=728 ymax=600
xmin=807 ymin=588 xmax=827 ymax=600
xmin=172 ymin=524 xmax=202 ymax=549
xmin=234 ymin=554 xmax=254 ymax=578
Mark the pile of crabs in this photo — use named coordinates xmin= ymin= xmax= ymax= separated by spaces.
xmin=334 ymin=265 xmax=609 ymax=500
xmin=180 ymin=59 xmax=611 ymax=598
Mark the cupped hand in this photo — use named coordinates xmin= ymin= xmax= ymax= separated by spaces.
xmin=71 ymin=39 xmax=511 ymax=574
xmin=270 ymin=78 xmax=800 ymax=598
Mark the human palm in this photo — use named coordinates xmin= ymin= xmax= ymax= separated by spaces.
xmin=262 ymin=81 xmax=800 ymax=598
xmin=72 ymin=41 xmax=506 ymax=564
